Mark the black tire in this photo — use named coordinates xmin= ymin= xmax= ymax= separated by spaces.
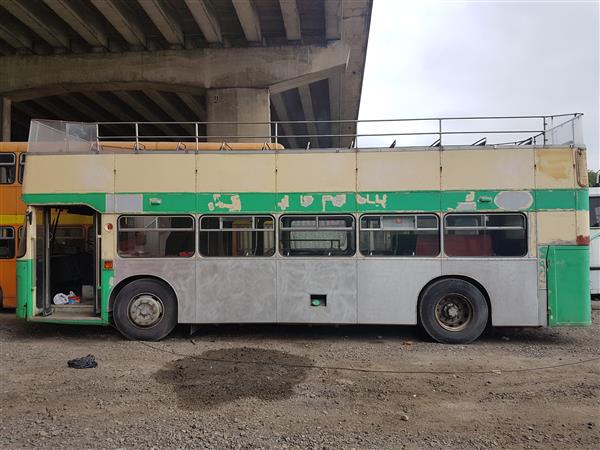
xmin=418 ymin=279 xmax=488 ymax=344
xmin=113 ymin=279 xmax=177 ymax=341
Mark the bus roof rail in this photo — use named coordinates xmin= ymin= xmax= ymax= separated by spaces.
xmin=25 ymin=113 xmax=584 ymax=153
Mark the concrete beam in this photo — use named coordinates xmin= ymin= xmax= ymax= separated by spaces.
xmin=90 ymin=0 xmax=146 ymax=48
xmin=270 ymin=93 xmax=298 ymax=149
xmin=1 ymin=97 xmax=11 ymax=141
xmin=0 ymin=41 xmax=351 ymax=102
xmin=33 ymin=97 xmax=82 ymax=121
xmin=82 ymin=92 xmax=138 ymax=122
xmin=328 ymin=73 xmax=341 ymax=148
xmin=278 ymin=0 xmax=301 ymax=41
xmin=57 ymin=95 xmax=121 ymax=134
xmin=177 ymin=93 xmax=205 ymax=120
xmin=145 ymin=91 xmax=189 ymax=123
xmin=137 ymin=0 xmax=184 ymax=47
xmin=183 ymin=0 xmax=222 ymax=44
xmin=0 ymin=22 xmax=33 ymax=51
xmin=1 ymin=0 xmax=70 ymax=49
xmin=298 ymin=85 xmax=320 ymax=148
xmin=336 ymin=0 xmax=372 ymax=147
xmin=206 ymin=88 xmax=270 ymax=143
xmin=325 ymin=0 xmax=342 ymax=40
xmin=43 ymin=0 xmax=108 ymax=48
xmin=112 ymin=91 xmax=178 ymax=137
xmin=232 ymin=0 xmax=262 ymax=43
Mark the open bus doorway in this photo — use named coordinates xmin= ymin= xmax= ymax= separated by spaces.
xmin=34 ymin=205 xmax=98 ymax=319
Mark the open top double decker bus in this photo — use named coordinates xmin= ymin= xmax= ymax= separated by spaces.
xmin=16 ymin=116 xmax=591 ymax=343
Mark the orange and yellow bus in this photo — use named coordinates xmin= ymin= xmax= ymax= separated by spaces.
xmin=0 ymin=143 xmax=26 ymax=308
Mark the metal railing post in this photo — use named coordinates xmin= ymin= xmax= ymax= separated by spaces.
xmin=134 ymin=122 xmax=139 ymax=152
xmin=438 ymin=119 xmax=443 ymax=146
xmin=95 ymin=123 xmax=100 ymax=153
xmin=195 ymin=122 xmax=199 ymax=151
xmin=274 ymin=122 xmax=278 ymax=144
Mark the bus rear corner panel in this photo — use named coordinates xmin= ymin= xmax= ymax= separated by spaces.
xmin=546 ymin=246 xmax=591 ymax=327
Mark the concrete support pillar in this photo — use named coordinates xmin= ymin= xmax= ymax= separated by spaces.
xmin=1 ymin=97 xmax=11 ymax=142
xmin=206 ymin=88 xmax=270 ymax=143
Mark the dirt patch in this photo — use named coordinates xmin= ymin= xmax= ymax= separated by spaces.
xmin=154 ymin=347 xmax=312 ymax=409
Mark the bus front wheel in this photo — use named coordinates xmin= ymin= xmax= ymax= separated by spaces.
xmin=418 ymin=279 xmax=488 ymax=344
xmin=113 ymin=279 xmax=177 ymax=341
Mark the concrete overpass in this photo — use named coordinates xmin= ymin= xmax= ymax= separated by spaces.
xmin=0 ymin=0 xmax=372 ymax=148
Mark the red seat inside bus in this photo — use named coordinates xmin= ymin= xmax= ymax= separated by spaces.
xmin=444 ymin=234 xmax=492 ymax=257
xmin=415 ymin=235 xmax=440 ymax=256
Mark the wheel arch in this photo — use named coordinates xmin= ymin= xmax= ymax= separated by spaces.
xmin=108 ymin=275 xmax=179 ymax=314
xmin=417 ymin=275 xmax=492 ymax=325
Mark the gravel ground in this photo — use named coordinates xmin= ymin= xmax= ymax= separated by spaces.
xmin=0 ymin=310 xmax=598 ymax=449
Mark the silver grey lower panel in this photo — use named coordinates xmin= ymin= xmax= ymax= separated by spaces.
xmin=113 ymin=259 xmax=196 ymax=322
xmin=195 ymin=259 xmax=276 ymax=323
xmin=442 ymin=259 xmax=541 ymax=326
xmin=358 ymin=259 xmax=442 ymax=324
xmin=277 ymin=259 xmax=357 ymax=323
xmin=112 ymin=257 xmax=542 ymax=326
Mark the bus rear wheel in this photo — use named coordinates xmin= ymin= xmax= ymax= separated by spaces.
xmin=113 ymin=279 xmax=177 ymax=341
xmin=418 ymin=279 xmax=488 ymax=344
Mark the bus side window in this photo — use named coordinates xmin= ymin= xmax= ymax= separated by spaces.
xmin=117 ymin=215 xmax=195 ymax=258
xmin=279 ymin=215 xmax=355 ymax=257
xmin=359 ymin=214 xmax=439 ymax=257
xmin=0 ymin=227 xmax=16 ymax=259
xmin=17 ymin=226 xmax=26 ymax=258
xmin=590 ymin=196 xmax=600 ymax=228
xmin=198 ymin=215 xmax=275 ymax=257
xmin=0 ymin=153 xmax=16 ymax=184
xmin=444 ymin=213 xmax=527 ymax=257
xmin=18 ymin=153 xmax=26 ymax=184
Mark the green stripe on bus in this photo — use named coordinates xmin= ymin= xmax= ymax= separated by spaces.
xmin=22 ymin=193 xmax=106 ymax=212
xmin=23 ymin=189 xmax=589 ymax=214
xmin=536 ymin=189 xmax=576 ymax=210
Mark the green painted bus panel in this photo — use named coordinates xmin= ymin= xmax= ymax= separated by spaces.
xmin=198 ymin=192 xmax=278 ymax=213
xmin=21 ymin=189 xmax=588 ymax=214
xmin=143 ymin=192 xmax=197 ymax=213
xmin=575 ymin=188 xmax=589 ymax=212
xmin=22 ymin=193 xmax=105 ymax=212
xmin=101 ymin=264 xmax=113 ymax=323
xmin=15 ymin=259 xmax=32 ymax=319
xmin=536 ymin=190 xmax=575 ymax=210
xmin=547 ymin=246 xmax=591 ymax=326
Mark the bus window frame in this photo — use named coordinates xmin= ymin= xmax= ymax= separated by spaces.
xmin=589 ymin=195 xmax=600 ymax=229
xmin=359 ymin=213 xmax=440 ymax=257
xmin=443 ymin=212 xmax=528 ymax=258
xmin=198 ymin=215 xmax=276 ymax=258
xmin=18 ymin=153 xmax=26 ymax=184
xmin=17 ymin=224 xmax=26 ymax=259
xmin=0 ymin=152 xmax=16 ymax=185
xmin=279 ymin=214 xmax=356 ymax=257
xmin=117 ymin=214 xmax=196 ymax=258
xmin=0 ymin=226 xmax=16 ymax=259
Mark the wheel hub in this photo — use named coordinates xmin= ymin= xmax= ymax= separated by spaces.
xmin=434 ymin=294 xmax=473 ymax=332
xmin=129 ymin=294 xmax=163 ymax=327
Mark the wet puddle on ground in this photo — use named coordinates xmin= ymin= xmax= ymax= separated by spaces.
xmin=154 ymin=347 xmax=312 ymax=409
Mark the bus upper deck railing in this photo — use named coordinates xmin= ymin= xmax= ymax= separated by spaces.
xmin=26 ymin=113 xmax=584 ymax=154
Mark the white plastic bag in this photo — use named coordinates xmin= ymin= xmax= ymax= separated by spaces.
xmin=53 ymin=293 xmax=69 ymax=305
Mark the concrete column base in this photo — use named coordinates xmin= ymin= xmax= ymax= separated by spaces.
xmin=1 ymin=97 xmax=11 ymax=142
xmin=206 ymin=88 xmax=270 ymax=143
